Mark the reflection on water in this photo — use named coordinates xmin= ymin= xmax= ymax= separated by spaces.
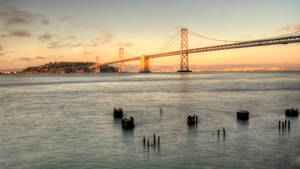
xmin=0 ymin=72 xmax=300 ymax=169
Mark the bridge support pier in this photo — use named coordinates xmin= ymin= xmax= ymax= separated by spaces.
xmin=139 ymin=56 xmax=151 ymax=73
xmin=118 ymin=48 xmax=125 ymax=73
xmin=178 ymin=28 xmax=192 ymax=72
xmin=95 ymin=56 xmax=101 ymax=73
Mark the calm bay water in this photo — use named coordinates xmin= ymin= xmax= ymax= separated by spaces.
xmin=0 ymin=72 xmax=300 ymax=169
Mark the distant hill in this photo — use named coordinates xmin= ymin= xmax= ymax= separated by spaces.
xmin=17 ymin=62 xmax=117 ymax=74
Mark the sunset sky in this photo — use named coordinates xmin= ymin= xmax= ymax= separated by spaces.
xmin=0 ymin=0 xmax=300 ymax=71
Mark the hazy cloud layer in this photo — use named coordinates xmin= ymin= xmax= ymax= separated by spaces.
xmin=34 ymin=56 xmax=47 ymax=60
xmin=65 ymin=35 xmax=77 ymax=40
xmin=59 ymin=16 xmax=73 ymax=22
xmin=47 ymin=41 xmax=65 ymax=49
xmin=19 ymin=57 xmax=32 ymax=62
xmin=101 ymin=29 xmax=113 ymax=43
xmin=10 ymin=30 xmax=31 ymax=37
xmin=0 ymin=7 xmax=49 ymax=39
xmin=0 ymin=7 xmax=49 ymax=27
xmin=38 ymin=33 xmax=53 ymax=41
xmin=83 ymin=51 xmax=93 ymax=55
xmin=0 ymin=44 xmax=2 ymax=51
xmin=115 ymin=42 xmax=133 ymax=47
xmin=279 ymin=24 xmax=300 ymax=32
xmin=0 ymin=34 xmax=8 ymax=39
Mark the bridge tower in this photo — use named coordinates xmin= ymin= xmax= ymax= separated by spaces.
xmin=118 ymin=48 xmax=125 ymax=73
xmin=178 ymin=28 xmax=191 ymax=72
xmin=95 ymin=56 xmax=101 ymax=73
xmin=139 ymin=56 xmax=151 ymax=73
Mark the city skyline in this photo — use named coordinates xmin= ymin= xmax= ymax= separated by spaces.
xmin=0 ymin=0 xmax=300 ymax=71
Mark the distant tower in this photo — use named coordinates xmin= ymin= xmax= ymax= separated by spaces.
xmin=95 ymin=56 xmax=101 ymax=73
xmin=118 ymin=48 xmax=125 ymax=73
xmin=178 ymin=28 xmax=191 ymax=72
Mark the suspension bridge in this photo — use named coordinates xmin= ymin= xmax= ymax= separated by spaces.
xmin=96 ymin=28 xmax=300 ymax=73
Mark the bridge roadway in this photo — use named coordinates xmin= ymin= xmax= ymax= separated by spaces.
xmin=101 ymin=35 xmax=300 ymax=66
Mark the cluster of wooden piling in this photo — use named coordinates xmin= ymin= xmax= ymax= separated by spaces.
xmin=285 ymin=108 xmax=299 ymax=117
xmin=217 ymin=128 xmax=226 ymax=138
xmin=113 ymin=107 xmax=124 ymax=118
xmin=278 ymin=120 xmax=291 ymax=131
xmin=187 ymin=114 xmax=198 ymax=126
xmin=237 ymin=110 xmax=249 ymax=120
xmin=143 ymin=133 xmax=160 ymax=149
xmin=122 ymin=116 xmax=134 ymax=129
xmin=113 ymin=107 xmax=135 ymax=129
xmin=112 ymin=107 xmax=298 ymax=146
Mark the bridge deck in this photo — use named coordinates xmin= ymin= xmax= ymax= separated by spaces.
xmin=101 ymin=35 xmax=300 ymax=65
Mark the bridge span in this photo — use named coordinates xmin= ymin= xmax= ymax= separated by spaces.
xmin=99 ymin=28 xmax=300 ymax=72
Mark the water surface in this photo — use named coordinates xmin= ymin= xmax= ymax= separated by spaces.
xmin=0 ymin=72 xmax=299 ymax=169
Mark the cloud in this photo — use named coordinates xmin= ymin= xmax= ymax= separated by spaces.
xmin=59 ymin=16 xmax=73 ymax=22
xmin=70 ymin=43 xmax=82 ymax=47
xmin=0 ymin=34 xmax=9 ymax=39
xmin=6 ymin=16 xmax=30 ymax=25
xmin=65 ymin=35 xmax=77 ymax=40
xmin=42 ymin=19 xmax=49 ymax=25
xmin=83 ymin=51 xmax=93 ymax=55
xmin=101 ymin=29 xmax=113 ymax=43
xmin=115 ymin=42 xmax=133 ymax=47
xmin=47 ymin=41 xmax=66 ymax=49
xmin=38 ymin=33 xmax=53 ymax=41
xmin=19 ymin=57 xmax=32 ymax=62
xmin=0 ymin=7 xmax=49 ymax=27
xmin=35 ymin=56 xmax=47 ymax=60
xmin=10 ymin=30 xmax=31 ymax=37
xmin=279 ymin=24 xmax=300 ymax=32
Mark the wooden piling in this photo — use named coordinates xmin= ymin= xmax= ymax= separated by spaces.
xmin=223 ymin=128 xmax=226 ymax=137
xmin=288 ymin=120 xmax=290 ymax=129
xmin=147 ymin=138 xmax=149 ymax=148
xmin=285 ymin=120 xmax=287 ymax=128
xmin=158 ymin=136 xmax=160 ymax=146
xmin=281 ymin=121 xmax=284 ymax=130
xmin=217 ymin=129 xmax=220 ymax=137
xmin=279 ymin=121 xmax=281 ymax=129
xmin=143 ymin=136 xmax=145 ymax=146
xmin=153 ymin=133 xmax=156 ymax=145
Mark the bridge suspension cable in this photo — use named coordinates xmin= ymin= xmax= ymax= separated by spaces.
xmin=157 ymin=30 xmax=181 ymax=51
xmin=273 ymin=31 xmax=300 ymax=38
xmin=190 ymin=30 xmax=300 ymax=43
xmin=189 ymin=30 xmax=241 ymax=43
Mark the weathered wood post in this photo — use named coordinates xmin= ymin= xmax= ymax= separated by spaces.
xmin=279 ymin=121 xmax=281 ymax=130
xmin=217 ymin=129 xmax=220 ymax=137
xmin=288 ymin=120 xmax=290 ymax=129
xmin=153 ymin=133 xmax=156 ymax=146
xmin=158 ymin=136 xmax=160 ymax=146
xmin=147 ymin=138 xmax=149 ymax=148
xmin=223 ymin=128 xmax=226 ymax=137
xmin=284 ymin=120 xmax=287 ymax=129
xmin=143 ymin=136 xmax=146 ymax=146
